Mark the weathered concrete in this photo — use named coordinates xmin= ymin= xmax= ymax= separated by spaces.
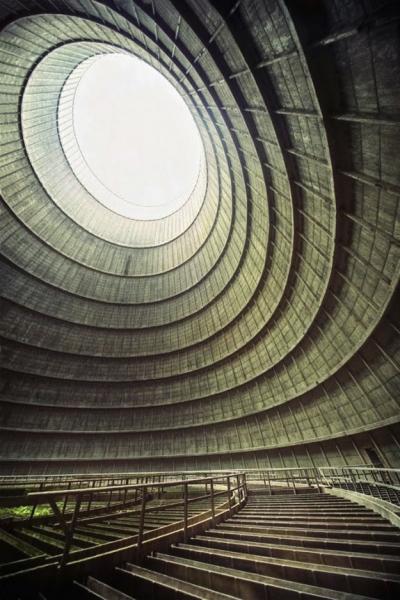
xmin=0 ymin=0 xmax=398 ymax=473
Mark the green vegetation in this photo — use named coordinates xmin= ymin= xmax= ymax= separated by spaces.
xmin=0 ymin=504 xmax=53 ymax=519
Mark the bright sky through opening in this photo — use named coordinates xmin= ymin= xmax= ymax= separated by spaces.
xmin=72 ymin=54 xmax=203 ymax=220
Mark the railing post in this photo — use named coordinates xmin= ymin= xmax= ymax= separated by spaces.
xmin=29 ymin=481 xmax=42 ymax=523
xmin=314 ymin=468 xmax=322 ymax=493
xmin=210 ymin=478 xmax=215 ymax=523
xmin=266 ymin=470 xmax=271 ymax=495
xmin=60 ymin=494 xmax=82 ymax=566
xmin=123 ymin=480 xmax=128 ymax=507
xmin=291 ymin=470 xmax=297 ymax=495
xmin=158 ymin=477 xmax=162 ymax=500
xmin=371 ymin=469 xmax=380 ymax=491
xmin=263 ymin=471 xmax=267 ymax=490
xmin=227 ymin=476 xmax=232 ymax=516
xmin=137 ymin=486 xmax=147 ymax=556
xmin=183 ymin=481 xmax=189 ymax=543
xmin=285 ymin=470 xmax=291 ymax=493
xmin=304 ymin=468 xmax=311 ymax=489
xmin=393 ymin=469 xmax=400 ymax=488
xmin=62 ymin=480 xmax=72 ymax=514
xmin=375 ymin=470 xmax=383 ymax=501
xmin=29 ymin=501 xmax=37 ymax=522
xmin=350 ymin=468 xmax=357 ymax=491
xmin=87 ymin=490 xmax=93 ymax=514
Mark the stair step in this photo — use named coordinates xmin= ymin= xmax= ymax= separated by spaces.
xmin=12 ymin=528 xmax=80 ymax=554
xmin=114 ymin=516 xmax=182 ymax=525
xmin=145 ymin=552 xmax=375 ymax=599
xmin=115 ymin=517 xmax=182 ymax=526
xmin=73 ymin=581 xmax=108 ymax=600
xmin=218 ymin=522 xmax=400 ymax=542
xmin=246 ymin=495 xmax=348 ymax=502
xmin=249 ymin=497 xmax=352 ymax=502
xmin=169 ymin=542 xmax=400 ymax=597
xmin=232 ymin=511 xmax=384 ymax=529
xmin=241 ymin=509 xmax=374 ymax=515
xmin=0 ymin=528 xmax=44 ymax=560
xmin=80 ymin=523 xmax=138 ymax=538
xmin=116 ymin=562 xmax=238 ymax=599
xmin=242 ymin=504 xmax=375 ymax=511
xmin=209 ymin=528 xmax=400 ymax=555
xmin=0 ymin=554 xmax=46 ymax=576
xmin=31 ymin=525 xmax=95 ymax=548
xmin=74 ymin=576 xmax=137 ymax=599
xmin=91 ymin=523 xmax=141 ymax=535
xmin=75 ymin=526 xmax=123 ymax=541
xmin=192 ymin=534 xmax=400 ymax=573
xmin=246 ymin=499 xmax=366 ymax=503
xmin=231 ymin=517 xmax=394 ymax=530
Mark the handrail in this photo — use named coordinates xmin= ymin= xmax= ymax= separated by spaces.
xmin=1 ymin=466 xmax=399 ymax=482
xmin=0 ymin=470 xmax=241 ymax=481
xmin=0 ymin=471 xmax=242 ymax=494
xmin=26 ymin=475 xmax=230 ymax=501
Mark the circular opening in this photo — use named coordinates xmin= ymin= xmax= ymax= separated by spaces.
xmin=64 ymin=54 xmax=204 ymax=220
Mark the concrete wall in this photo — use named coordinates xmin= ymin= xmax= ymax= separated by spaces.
xmin=0 ymin=0 xmax=399 ymax=473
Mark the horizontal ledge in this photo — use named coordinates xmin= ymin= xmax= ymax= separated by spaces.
xmin=332 ymin=112 xmax=400 ymax=126
xmin=0 ymin=417 xmax=398 ymax=461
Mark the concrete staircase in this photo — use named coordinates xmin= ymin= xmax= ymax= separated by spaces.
xmin=72 ymin=490 xmax=400 ymax=599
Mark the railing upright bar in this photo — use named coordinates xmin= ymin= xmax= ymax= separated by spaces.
xmin=62 ymin=480 xmax=72 ymax=514
xmin=227 ymin=476 xmax=232 ymax=516
xmin=350 ymin=468 xmax=357 ymax=492
xmin=123 ymin=478 xmax=128 ymax=506
xmin=137 ymin=486 xmax=147 ymax=554
xmin=29 ymin=502 xmax=37 ymax=521
xmin=304 ymin=468 xmax=310 ymax=489
xmin=266 ymin=470 xmax=271 ymax=495
xmin=183 ymin=482 xmax=189 ymax=543
xmin=210 ymin=478 xmax=215 ymax=522
xmin=87 ymin=490 xmax=92 ymax=514
xmin=291 ymin=471 xmax=296 ymax=495
xmin=60 ymin=494 xmax=82 ymax=566
xmin=314 ymin=468 xmax=320 ymax=493
xmin=29 ymin=481 xmax=42 ymax=522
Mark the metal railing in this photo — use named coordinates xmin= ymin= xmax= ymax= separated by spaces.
xmin=0 ymin=472 xmax=247 ymax=569
xmin=2 ymin=465 xmax=399 ymax=496
xmin=318 ymin=466 xmax=400 ymax=506
xmin=1 ymin=465 xmax=399 ymax=528
xmin=228 ymin=466 xmax=400 ymax=506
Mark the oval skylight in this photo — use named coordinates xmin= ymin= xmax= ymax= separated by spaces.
xmin=60 ymin=53 xmax=204 ymax=220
